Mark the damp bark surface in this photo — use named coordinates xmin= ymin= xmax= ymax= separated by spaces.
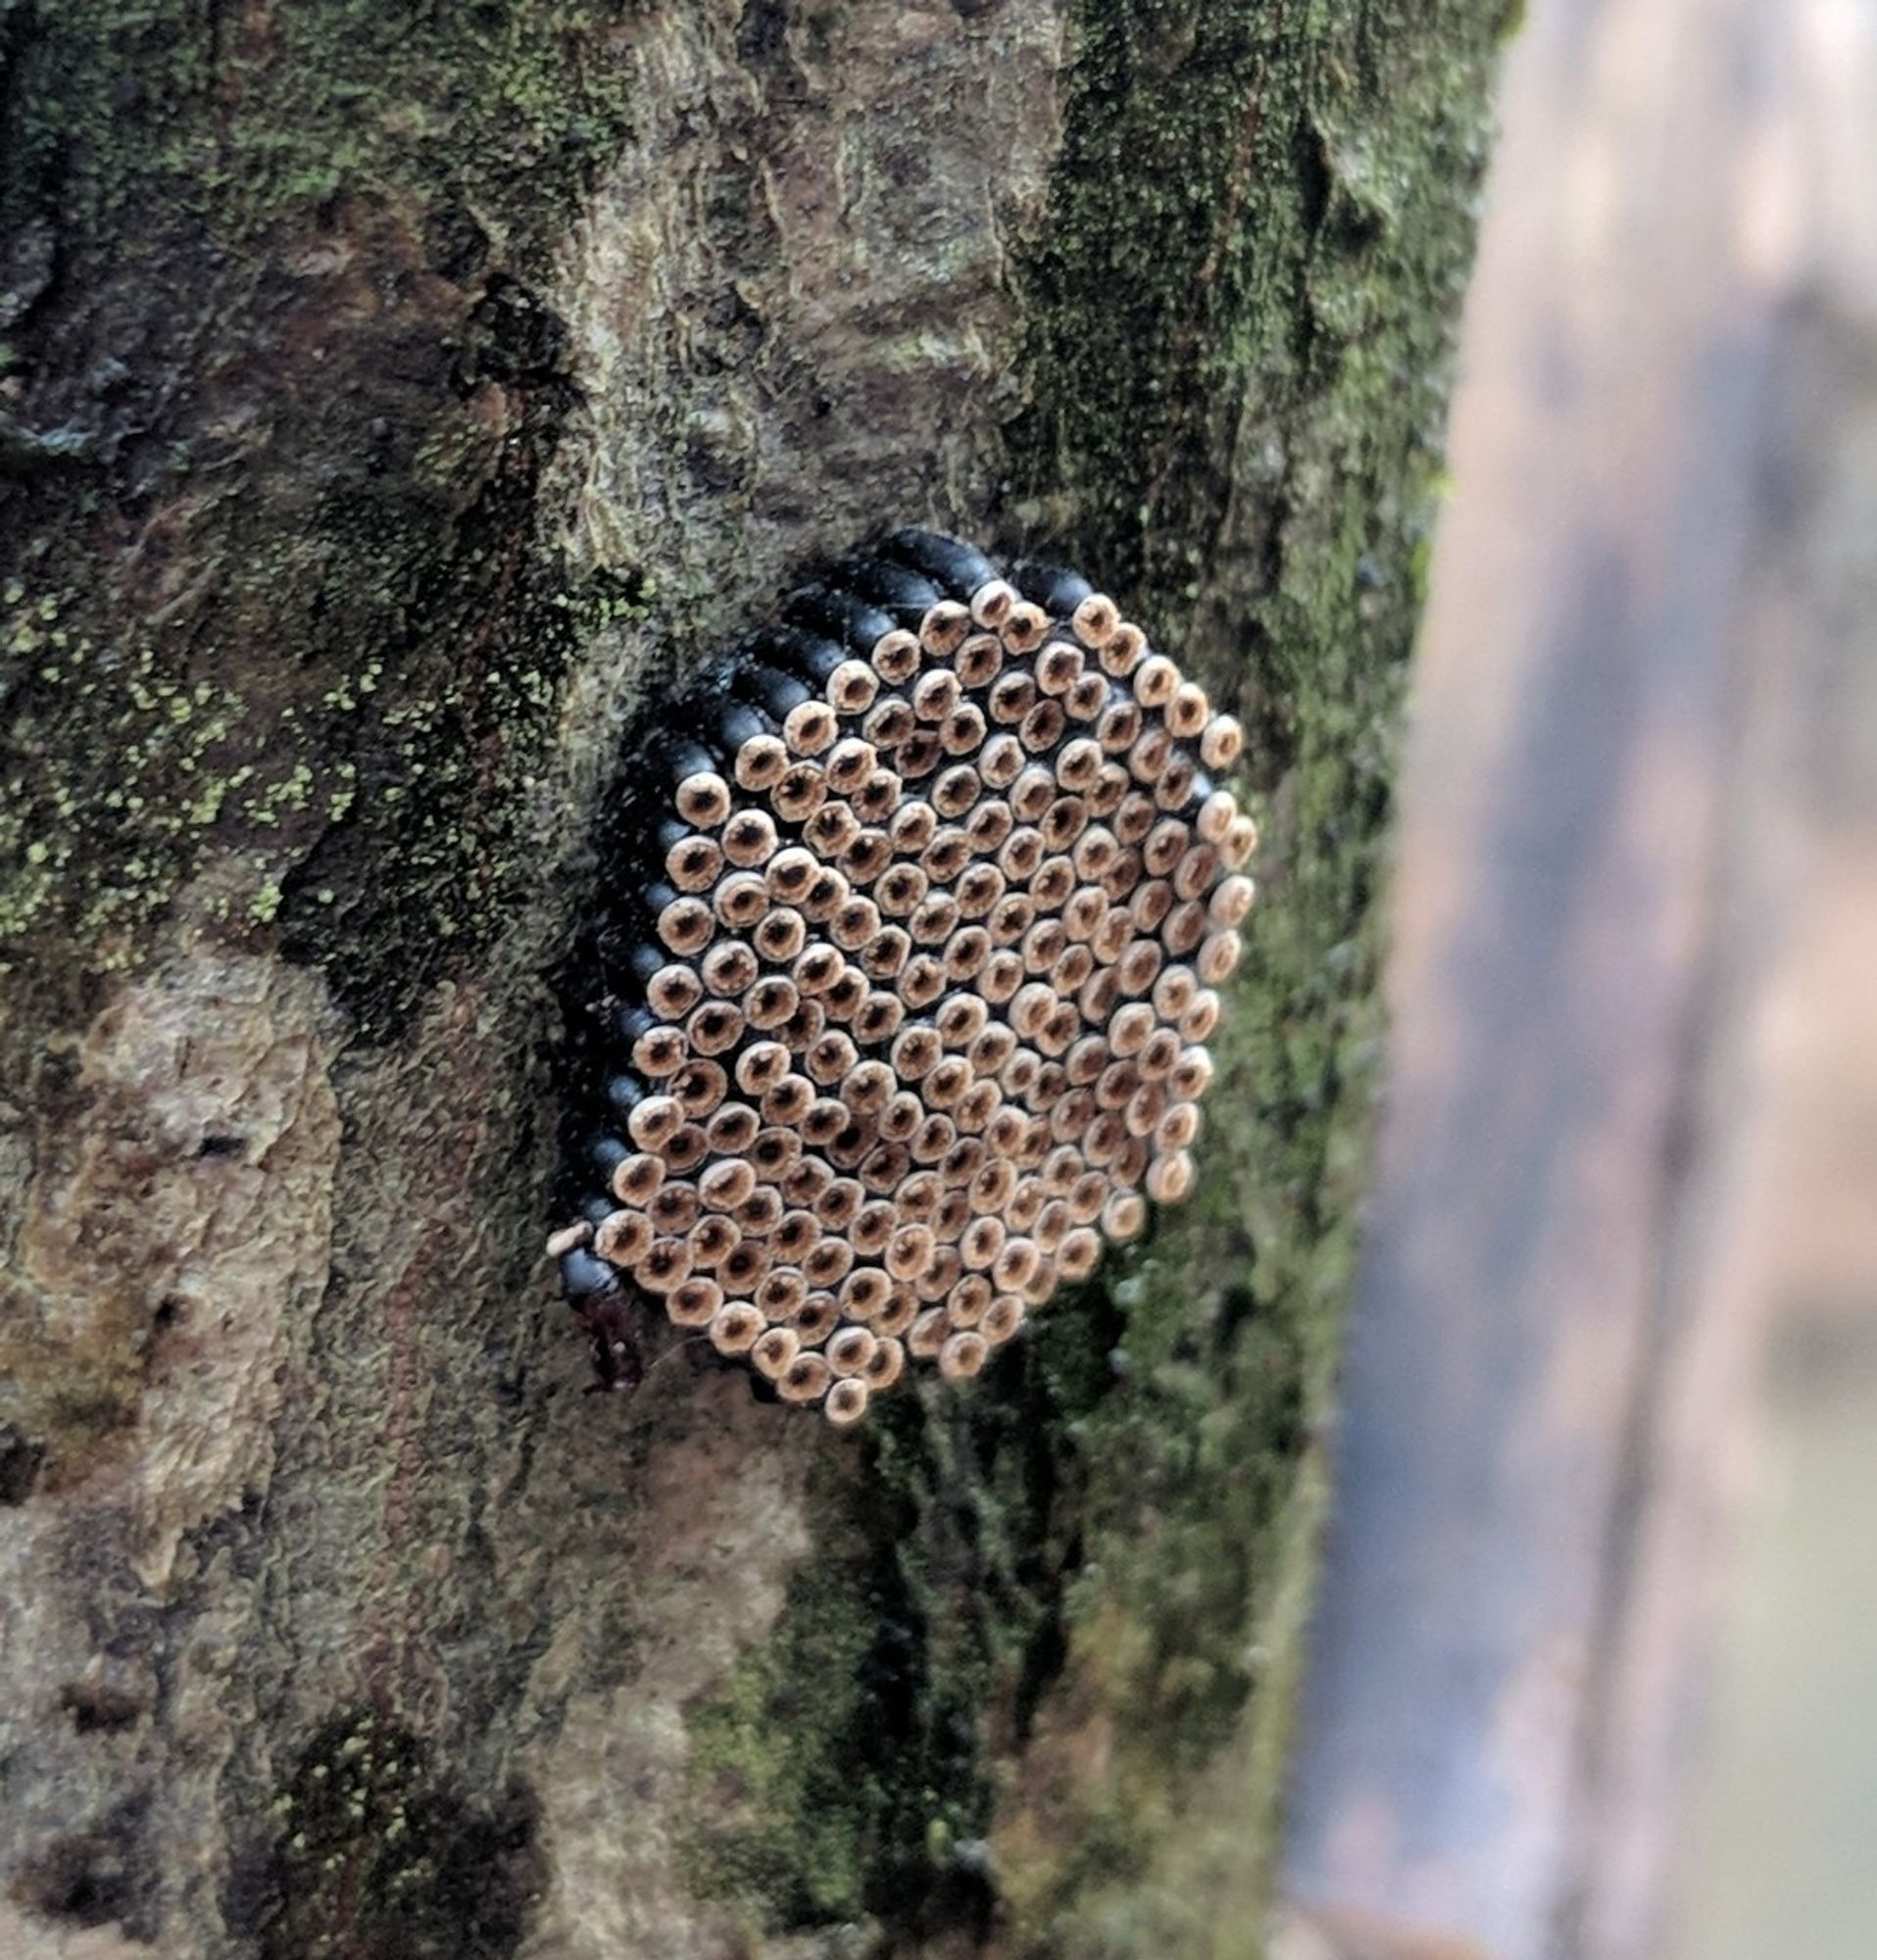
xmin=0 ymin=4 xmax=1507 ymax=1956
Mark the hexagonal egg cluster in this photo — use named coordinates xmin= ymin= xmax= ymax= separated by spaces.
xmin=551 ymin=530 xmax=1256 ymax=1425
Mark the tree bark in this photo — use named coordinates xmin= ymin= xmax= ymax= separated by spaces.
xmin=0 ymin=3 xmax=1507 ymax=1955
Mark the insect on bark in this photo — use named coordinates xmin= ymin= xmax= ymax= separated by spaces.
xmin=551 ymin=531 xmax=1257 ymax=1425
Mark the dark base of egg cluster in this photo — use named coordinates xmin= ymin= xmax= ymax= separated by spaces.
xmin=551 ymin=531 xmax=1255 ymax=1424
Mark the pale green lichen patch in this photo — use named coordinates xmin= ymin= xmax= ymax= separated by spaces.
xmin=0 ymin=3 xmax=646 ymax=1028
xmin=1 ymin=598 xmax=255 ymax=956
xmin=256 ymin=1709 xmax=543 ymax=1960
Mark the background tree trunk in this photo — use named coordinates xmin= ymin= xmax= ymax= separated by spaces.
xmin=0 ymin=3 xmax=1506 ymax=1954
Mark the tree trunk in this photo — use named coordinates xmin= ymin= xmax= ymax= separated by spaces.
xmin=0 ymin=3 xmax=1507 ymax=1955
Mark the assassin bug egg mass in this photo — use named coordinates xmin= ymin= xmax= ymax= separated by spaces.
xmin=550 ymin=530 xmax=1257 ymax=1426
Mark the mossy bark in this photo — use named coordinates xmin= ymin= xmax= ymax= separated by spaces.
xmin=0 ymin=3 xmax=1506 ymax=1955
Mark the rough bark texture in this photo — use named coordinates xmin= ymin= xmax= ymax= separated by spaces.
xmin=0 ymin=3 xmax=1506 ymax=1955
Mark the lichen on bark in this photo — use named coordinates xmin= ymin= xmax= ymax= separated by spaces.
xmin=0 ymin=0 xmax=645 ymax=1025
xmin=0 ymin=0 xmax=1507 ymax=1954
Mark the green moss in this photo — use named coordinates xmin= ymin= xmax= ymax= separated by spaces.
xmin=258 ymin=1709 xmax=542 ymax=1960
xmin=683 ymin=1467 xmax=995 ymax=1936
xmin=3 ymin=0 xmax=642 ymax=260
xmin=682 ymin=0 xmax=1507 ymax=1948
xmin=982 ymin=4 xmax=1505 ymax=1941
xmin=0 ymin=3 xmax=647 ymax=1028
